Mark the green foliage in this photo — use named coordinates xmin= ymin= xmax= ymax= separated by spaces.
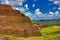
xmin=41 ymin=28 xmax=59 ymax=34
xmin=0 ymin=34 xmax=60 ymax=40
xmin=21 ymin=13 xmax=25 ymax=16
xmin=32 ymin=20 xmax=60 ymax=26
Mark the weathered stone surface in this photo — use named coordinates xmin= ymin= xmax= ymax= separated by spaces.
xmin=0 ymin=4 xmax=12 ymax=10
xmin=0 ymin=4 xmax=42 ymax=37
xmin=0 ymin=10 xmax=21 ymax=16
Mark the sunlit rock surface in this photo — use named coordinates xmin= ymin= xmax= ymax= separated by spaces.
xmin=0 ymin=4 xmax=42 ymax=37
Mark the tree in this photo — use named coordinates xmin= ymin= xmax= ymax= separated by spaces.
xmin=21 ymin=13 xmax=25 ymax=16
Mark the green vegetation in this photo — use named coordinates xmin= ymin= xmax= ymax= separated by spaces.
xmin=40 ymin=28 xmax=59 ymax=35
xmin=32 ymin=20 xmax=60 ymax=26
xmin=21 ymin=13 xmax=25 ymax=16
xmin=0 ymin=22 xmax=60 ymax=40
xmin=0 ymin=27 xmax=60 ymax=40
xmin=0 ymin=34 xmax=60 ymax=40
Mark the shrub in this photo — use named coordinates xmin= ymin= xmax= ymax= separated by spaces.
xmin=21 ymin=13 xmax=25 ymax=16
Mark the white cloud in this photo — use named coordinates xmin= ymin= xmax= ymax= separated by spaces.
xmin=15 ymin=8 xmax=19 ymax=10
xmin=24 ymin=11 xmax=32 ymax=16
xmin=49 ymin=11 xmax=54 ymax=15
xmin=25 ymin=4 xmax=28 ymax=8
xmin=54 ymin=1 xmax=60 ymax=4
xmin=24 ymin=4 xmax=29 ymax=10
xmin=49 ymin=0 xmax=60 ymax=6
xmin=15 ymin=7 xmax=25 ymax=13
xmin=1 ymin=0 xmax=26 ymax=6
xmin=32 ymin=4 xmax=35 ymax=7
xmin=5 ymin=0 xmax=9 ymax=4
xmin=58 ymin=7 xmax=60 ymax=10
xmin=55 ymin=11 xmax=59 ymax=16
xmin=1 ymin=0 xmax=9 ymax=4
xmin=35 ymin=9 xmax=43 ymax=16
xmin=48 ymin=11 xmax=59 ymax=17
xmin=1 ymin=0 xmax=27 ymax=13
xmin=18 ymin=2 xmax=23 ymax=6
xmin=49 ymin=11 xmax=54 ymax=17
xmin=23 ymin=11 xmax=60 ymax=20
xmin=0 ymin=0 xmax=60 ymax=20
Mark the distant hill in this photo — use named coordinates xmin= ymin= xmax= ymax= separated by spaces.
xmin=32 ymin=18 xmax=60 ymax=26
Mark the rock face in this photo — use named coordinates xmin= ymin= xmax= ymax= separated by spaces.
xmin=0 ymin=4 xmax=42 ymax=37
xmin=0 ymin=4 xmax=12 ymax=10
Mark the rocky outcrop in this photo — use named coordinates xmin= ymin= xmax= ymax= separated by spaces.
xmin=0 ymin=4 xmax=12 ymax=10
xmin=0 ymin=4 xmax=42 ymax=37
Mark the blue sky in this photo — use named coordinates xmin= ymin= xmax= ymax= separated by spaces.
xmin=0 ymin=0 xmax=60 ymax=20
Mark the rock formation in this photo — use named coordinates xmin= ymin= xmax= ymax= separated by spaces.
xmin=0 ymin=4 xmax=42 ymax=37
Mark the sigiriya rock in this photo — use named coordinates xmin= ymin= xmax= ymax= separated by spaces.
xmin=0 ymin=4 xmax=41 ymax=37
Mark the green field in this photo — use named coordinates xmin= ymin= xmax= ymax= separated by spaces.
xmin=0 ymin=20 xmax=60 ymax=40
xmin=0 ymin=27 xmax=60 ymax=40
xmin=0 ymin=34 xmax=60 ymax=40
xmin=40 ymin=28 xmax=59 ymax=35
xmin=32 ymin=20 xmax=60 ymax=26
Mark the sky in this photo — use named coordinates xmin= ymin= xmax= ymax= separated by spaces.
xmin=0 ymin=0 xmax=60 ymax=20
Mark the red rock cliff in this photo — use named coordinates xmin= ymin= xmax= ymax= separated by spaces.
xmin=0 ymin=4 xmax=42 ymax=37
